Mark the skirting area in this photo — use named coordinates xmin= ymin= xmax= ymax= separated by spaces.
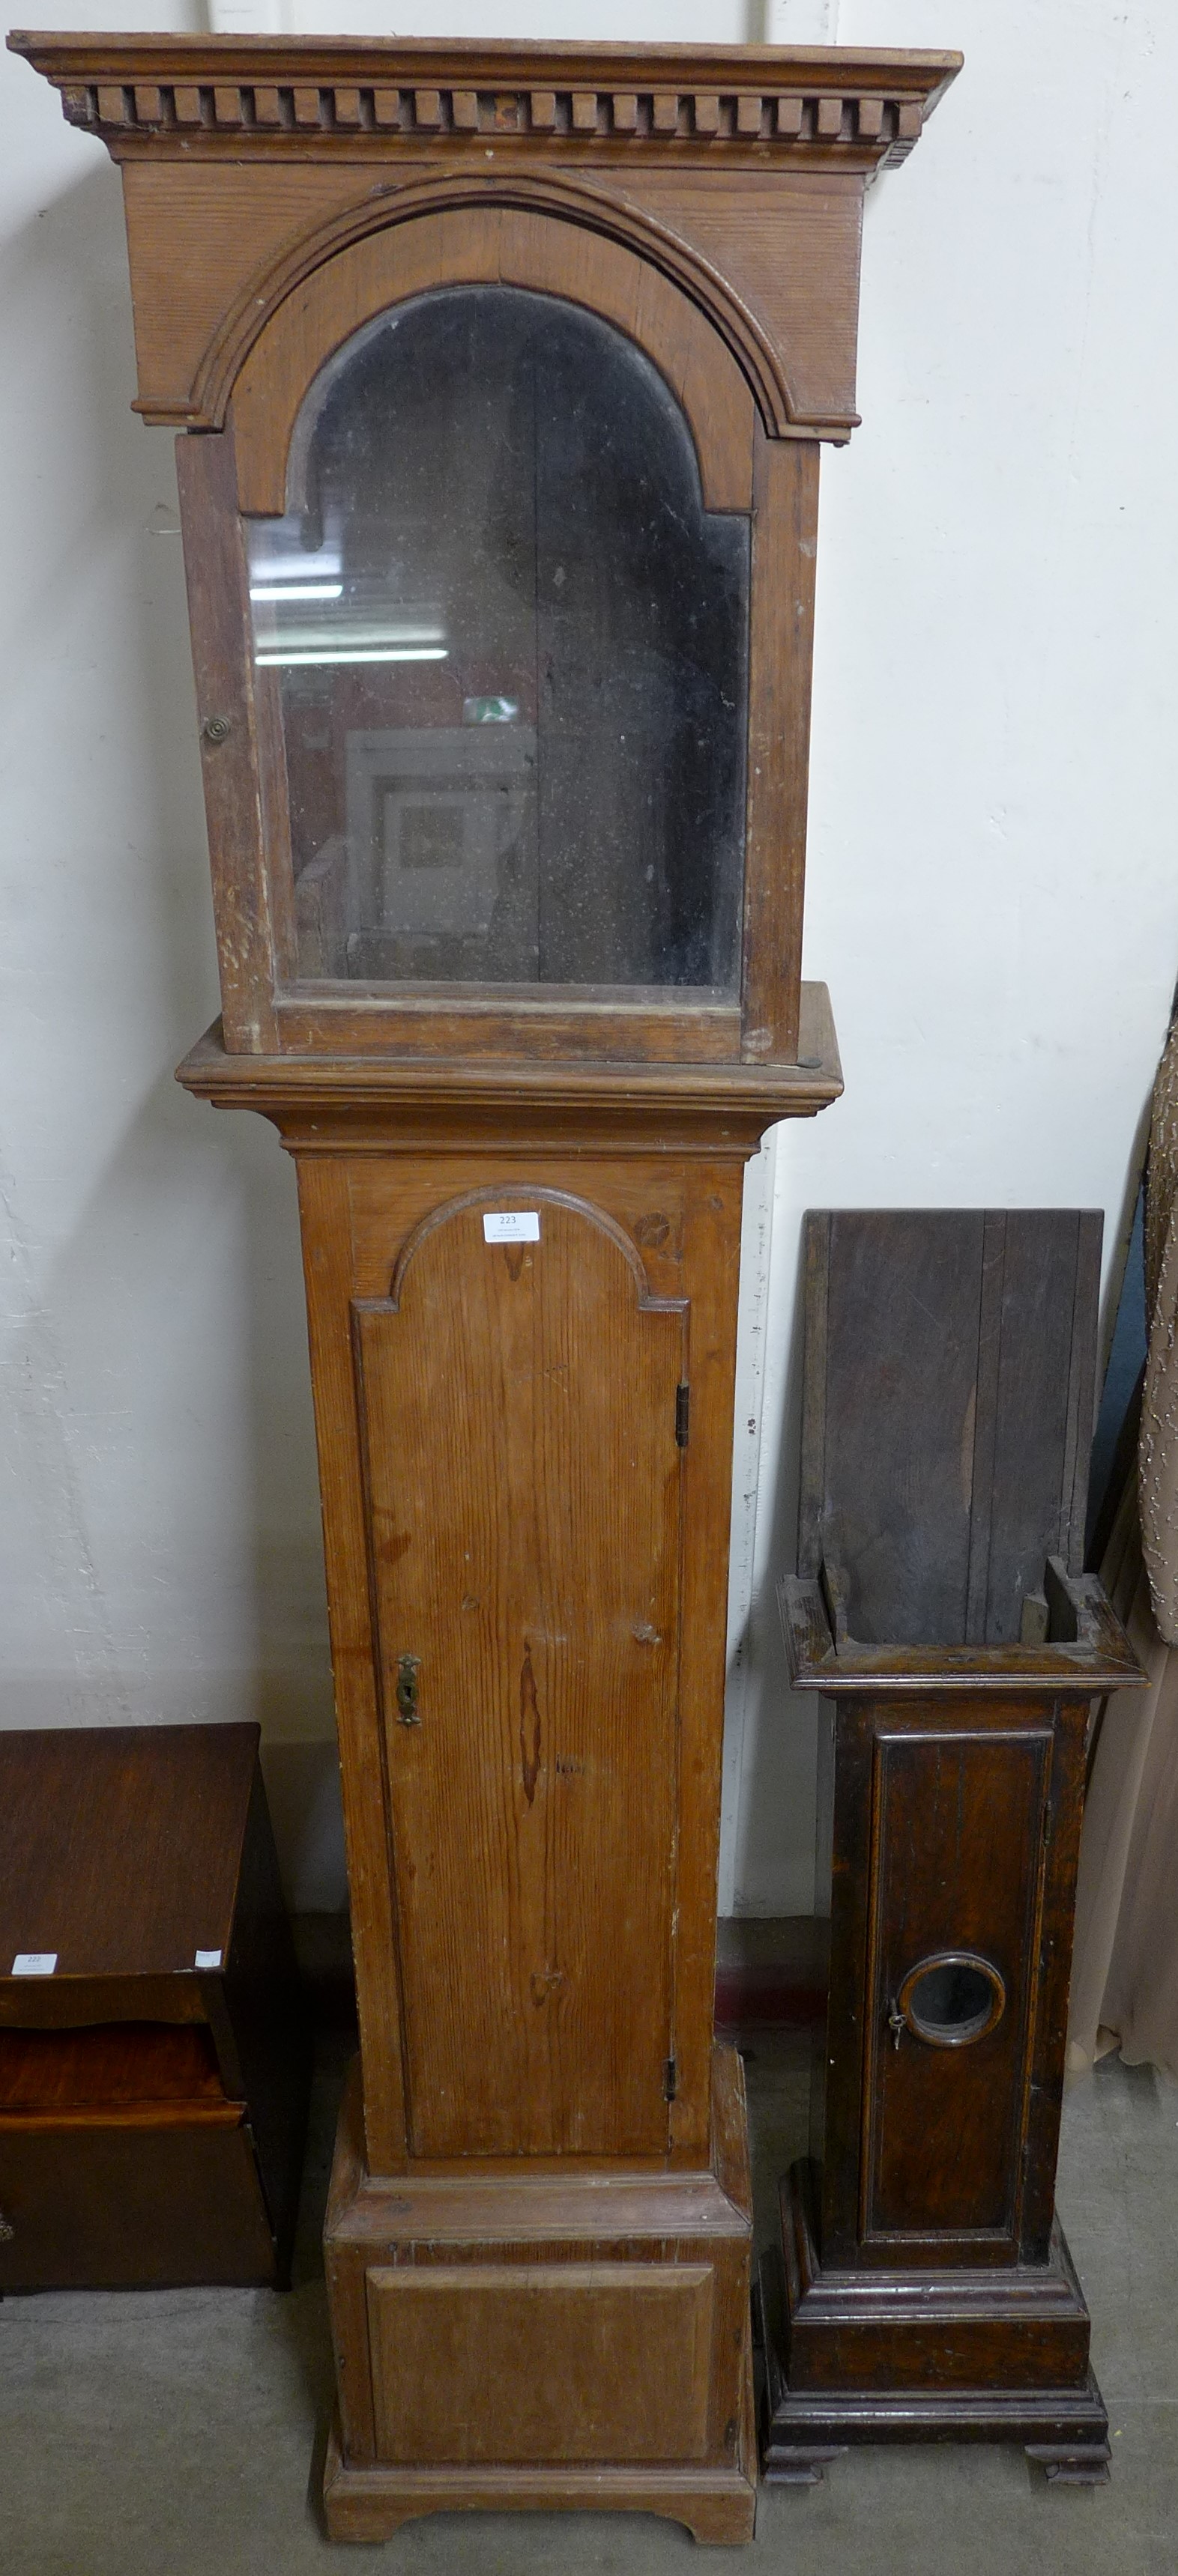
xmin=1 ymin=1989 xmax=1175 ymax=2575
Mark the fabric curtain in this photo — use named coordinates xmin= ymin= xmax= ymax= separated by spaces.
xmin=1069 ymin=1018 xmax=1178 ymax=2077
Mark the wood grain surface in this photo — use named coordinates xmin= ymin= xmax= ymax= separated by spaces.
xmin=324 ymin=2045 xmax=755 ymax=2527
xmin=354 ymin=1188 xmax=686 ymax=2157
xmin=861 ymin=1720 xmax=1050 ymax=2252
xmin=0 ymin=1723 xmax=257 ymax=1982
xmin=0 ymin=2122 xmax=277 ymax=2291
xmin=762 ymin=1204 xmax=1147 ymax=2466
xmin=175 ymin=984 xmax=842 ymax=1145
xmin=0 ymin=2022 xmax=229 ymax=2120
xmin=231 ymin=204 xmax=755 ymax=517
xmin=741 ymin=430 xmax=818 ymax=1061
xmin=12 ymin=32 xmax=959 ymax=449
xmin=0 ymin=1723 xmax=311 ymax=2289
xmin=175 ymin=428 xmax=279 ymax=1054
xmin=799 ymin=1209 xmax=1103 ymax=1647
xmin=366 ymin=2261 xmax=713 ymax=2464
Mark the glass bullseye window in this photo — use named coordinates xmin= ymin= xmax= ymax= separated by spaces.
xmin=247 ymin=287 xmax=749 ymax=995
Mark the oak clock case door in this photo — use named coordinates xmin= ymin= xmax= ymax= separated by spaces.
xmin=353 ymin=1186 xmax=686 ymax=2162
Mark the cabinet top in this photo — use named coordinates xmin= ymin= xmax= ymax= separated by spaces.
xmin=9 ymin=31 xmax=960 ymax=170
xmin=0 ymin=1722 xmax=260 ymax=1986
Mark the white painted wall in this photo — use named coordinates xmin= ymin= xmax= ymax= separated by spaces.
xmin=1 ymin=1 xmax=1175 ymax=1916
xmin=722 ymin=0 xmax=1178 ymax=1909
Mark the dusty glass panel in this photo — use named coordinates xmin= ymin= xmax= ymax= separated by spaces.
xmin=248 ymin=286 xmax=749 ymax=993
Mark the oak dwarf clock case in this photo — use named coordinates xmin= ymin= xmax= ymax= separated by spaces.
xmin=765 ymin=1213 xmax=1145 ymax=2486
xmin=13 ymin=34 xmax=958 ymax=2543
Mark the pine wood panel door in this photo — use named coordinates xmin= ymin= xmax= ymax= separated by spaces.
xmin=352 ymin=1188 xmax=687 ymax=2160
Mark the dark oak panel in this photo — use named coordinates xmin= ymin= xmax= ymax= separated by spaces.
xmin=863 ymin=1723 xmax=1049 ymax=2252
xmin=0 ymin=1723 xmax=257 ymax=1982
xmin=800 ymin=1209 xmax=1102 ymax=1646
xmin=0 ymin=2121 xmax=277 ymax=2291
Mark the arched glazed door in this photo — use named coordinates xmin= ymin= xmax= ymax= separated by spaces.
xmin=177 ymin=200 xmax=821 ymax=1066
xmin=250 ymin=285 xmax=749 ymax=1001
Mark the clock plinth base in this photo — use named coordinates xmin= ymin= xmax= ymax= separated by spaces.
xmin=758 ymin=2165 xmax=1110 ymax=2488
xmin=322 ymin=2419 xmax=758 ymax=2545
xmin=322 ymin=2049 xmax=758 ymax=2545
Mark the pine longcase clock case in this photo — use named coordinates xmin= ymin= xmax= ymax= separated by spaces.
xmin=13 ymin=33 xmax=958 ymax=2544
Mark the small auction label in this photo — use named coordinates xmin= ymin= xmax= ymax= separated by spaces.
xmin=194 ymin=1948 xmax=223 ymax=1970
xmin=12 ymin=1953 xmax=57 ymax=1975
xmin=483 ymin=1211 xmax=540 ymax=1243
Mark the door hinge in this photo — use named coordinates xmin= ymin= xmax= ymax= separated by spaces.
xmin=675 ymin=1384 xmax=690 ymax=1447
xmin=1041 ymin=1796 xmax=1051 ymax=1846
xmin=663 ymin=2055 xmax=678 ymax=2102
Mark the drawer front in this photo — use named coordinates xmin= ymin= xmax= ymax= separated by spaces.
xmin=0 ymin=2119 xmax=274 ymax=2288
xmin=366 ymin=2260 xmax=714 ymax=2465
xmin=862 ymin=1724 xmax=1050 ymax=2256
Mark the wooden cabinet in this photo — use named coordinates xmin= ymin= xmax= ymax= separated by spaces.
xmin=13 ymin=31 xmax=958 ymax=2541
xmin=763 ymin=1213 xmax=1145 ymax=2485
xmin=0 ymin=1724 xmax=309 ymax=2291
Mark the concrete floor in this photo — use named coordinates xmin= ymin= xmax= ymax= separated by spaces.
xmin=2 ymin=2030 xmax=1177 ymax=2576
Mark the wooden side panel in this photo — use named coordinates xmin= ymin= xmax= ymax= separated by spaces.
xmin=740 ymin=431 xmax=817 ymax=1061
xmin=818 ymin=1700 xmax=875 ymax=2267
xmin=862 ymin=1721 xmax=1050 ymax=2257
xmin=366 ymin=2261 xmax=713 ymax=2464
xmin=175 ymin=428 xmax=279 ymax=1052
xmin=1021 ymin=1695 xmax=1090 ymax=2262
xmin=296 ymin=1157 xmax=409 ymax=2175
xmin=353 ymin=1189 xmax=686 ymax=2158
xmin=797 ymin=1209 xmax=830 ymax=1580
xmin=217 ymin=1761 xmax=313 ymax=2272
xmin=668 ymin=1161 xmax=746 ymax=2157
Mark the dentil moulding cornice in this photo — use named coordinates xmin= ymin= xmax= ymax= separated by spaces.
xmin=9 ymin=35 xmax=959 ymax=161
xmin=10 ymin=34 xmax=961 ymax=443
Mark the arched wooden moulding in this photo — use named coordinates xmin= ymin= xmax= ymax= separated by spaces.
xmin=227 ymin=196 xmax=759 ymax=518
xmin=381 ymin=1184 xmax=683 ymax=1314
